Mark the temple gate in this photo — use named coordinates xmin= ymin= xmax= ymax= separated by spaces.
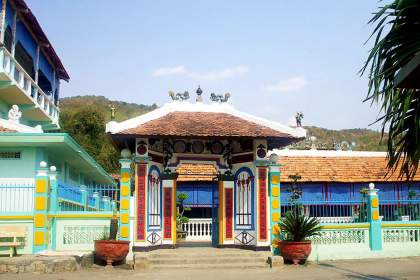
xmin=106 ymin=89 xmax=305 ymax=251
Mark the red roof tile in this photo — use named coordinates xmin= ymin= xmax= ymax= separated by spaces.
xmin=278 ymin=156 xmax=420 ymax=183
xmin=119 ymin=112 xmax=295 ymax=139
xmin=176 ymin=163 xmax=217 ymax=182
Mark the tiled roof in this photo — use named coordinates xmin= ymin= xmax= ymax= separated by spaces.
xmin=120 ymin=112 xmax=295 ymax=139
xmin=278 ymin=156 xmax=420 ymax=183
xmin=176 ymin=163 xmax=218 ymax=182
xmin=0 ymin=126 xmax=17 ymax=132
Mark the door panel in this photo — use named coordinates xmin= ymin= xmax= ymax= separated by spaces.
xmin=211 ymin=185 xmax=219 ymax=247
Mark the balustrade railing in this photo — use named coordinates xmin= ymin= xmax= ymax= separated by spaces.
xmin=56 ymin=183 xmax=118 ymax=212
xmin=380 ymin=199 xmax=420 ymax=222
xmin=280 ymin=199 xmax=368 ymax=223
xmin=1 ymin=47 xmax=59 ymax=123
xmin=0 ymin=180 xmax=34 ymax=214
xmin=182 ymin=218 xmax=212 ymax=241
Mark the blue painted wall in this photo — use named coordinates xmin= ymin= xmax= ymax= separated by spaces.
xmin=177 ymin=182 xmax=216 ymax=207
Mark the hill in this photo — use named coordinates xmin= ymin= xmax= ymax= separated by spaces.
xmin=57 ymin=95 xmax=387 ymax=173
xmin=60 ymin=95 xmax=158 ymax=122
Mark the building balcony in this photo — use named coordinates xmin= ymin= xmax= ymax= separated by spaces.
xmin=0 ymin=47 xmax=59 ymax=130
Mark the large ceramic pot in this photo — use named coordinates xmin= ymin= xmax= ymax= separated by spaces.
xmin=280 ymin=240 xmax=312 ymax=265
xmin=94 ymin=240 xmax=130 ymax=266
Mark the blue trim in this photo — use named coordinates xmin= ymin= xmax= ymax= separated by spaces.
xmin=147 ymin=165 xmax=162 ymax=231
xmin=234 ymin=167 xmax=255 ymax=230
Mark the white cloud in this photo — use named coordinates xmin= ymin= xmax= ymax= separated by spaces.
xmin=188 ymin=65 xmax=249 ymax=81
xmin=264 ymin=76 xmax=308 ymax=93
xmin=153 ymin=65 xmax=186 ymax=76
xmin=152 ymin=65 xmax=248 ymax=81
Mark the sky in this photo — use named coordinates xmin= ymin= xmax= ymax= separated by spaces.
xmin=27 ymin=0 xmax=383 ymax=130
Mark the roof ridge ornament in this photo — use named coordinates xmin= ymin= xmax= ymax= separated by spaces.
xmin=210 ymin=92 xmax=231 ymax=103
xmin=169 ymin=90 xmax=190 ymax=101
xmin=196 ymin=86 xmax=203 ymax=102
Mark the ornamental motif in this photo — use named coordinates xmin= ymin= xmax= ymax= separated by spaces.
xmin=235 ymin=231 xmax=255 ymax=245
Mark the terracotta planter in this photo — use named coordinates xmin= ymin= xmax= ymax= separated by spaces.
xmin=280 ymin=240 xmax=312 ymax=265
xmin=94 ymin=240 xmax=130 ymax=266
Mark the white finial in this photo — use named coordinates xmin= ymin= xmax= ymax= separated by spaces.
xmin=40 ymin=161 xmax=47 ymax=168
xmin=369 ymin=183 xmax=375 ymax=190
xmin=121 ymin=148 xmax=132 ymax=158
xmin=50 ymin=166 xmax=57 ymax=172
xmin=269 ymin=153 xmax=279 ymax=164
xmin=8 ymin=105 xmax=22 ymax=123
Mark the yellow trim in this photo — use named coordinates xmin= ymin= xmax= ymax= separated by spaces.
xmin=382 ymin=223 xmax=420 ymax=228
xmin=172 ymin=180 xmax=177 ymax=245
xmin=272 ymin=200 xmax=279 ymax=209
xmin=34 ymin=231 xmax=45 ymax=246
xmin=35 ymin=180 xmax=47 ymax=193
xmin=271 ymin=187 xmax=279 ymax=197
xmin=120 ymin=199 xmax=129 ymax=210
xmin=271 ymin=175 xmax=280 ymax=185
xmin=372 ymin=209 xmax=379 ymax=221
xmin=371 ymin=198 xmax=379 ymax=208
xmin=120 ymin=226 xmax=129 ymax=238
xmin=121 ymin=185 xmax=130 ymax=197
xmin=47 ymin=213 xmax=117 ymax=219
xmin=120 ymin=213 xmax=129 ymax=224
xmin=35 ymin=197 xmax=46 ymax=210
xmin=0 ymin=215 xmax=33 ymax=220
xmin=34 ymin=214 xmax=45 ymax=228
xmin=321 ymin=224 xmax=370 ymax=229
xmin=121 ymin=172 xmax=130 ymax=183
xmin=272 ymin=212 xmax=280 ymax=223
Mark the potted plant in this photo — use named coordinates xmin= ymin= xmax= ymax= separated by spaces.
xmin=176 ymin=192 xmax=191 ymax=240
xmin=94 ymin=212 xmax=130 ymax=267
xmin=278 ymin=211 xmax=322 ymax=265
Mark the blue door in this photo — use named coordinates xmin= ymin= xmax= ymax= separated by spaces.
xmin=211 ymin=185 xmax=219 ymax=247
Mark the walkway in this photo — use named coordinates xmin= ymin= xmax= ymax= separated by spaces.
xmin=2 ymin=257 xmax=420 ymax=280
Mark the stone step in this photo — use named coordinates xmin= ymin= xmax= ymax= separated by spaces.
xmin=148 ymin=263 xmax=269 ymax=270
xmin=146 ymin=252 xmax=269 ymax=259
xmin=148 ymin=257 xmax=268 ymax=265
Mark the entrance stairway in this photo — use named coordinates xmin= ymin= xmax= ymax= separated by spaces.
xmin=134 ymin=246 xmax=271 ymax=270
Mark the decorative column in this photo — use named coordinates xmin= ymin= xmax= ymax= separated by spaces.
xmin=367 ymin=183 xmax=382 ymax=251
xmin=49 ymin=166 xmax=58 ymax=251
xmin=219 ymin=173 xmax=234 ymax=246
xmin=256 ymin=165 xmax=269 ymax=244
xmin=161 ymin=171 xmax=178 ymax=246
xmin=119 ymin=150 xmax=133 ymax=241
xmin=268 ymin=159 xmax=281 ymax=255
xmin=33 ymin=162 xmax=49 ymax=253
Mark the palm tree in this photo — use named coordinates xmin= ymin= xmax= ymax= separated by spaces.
xmin=361 ymin=0 xmax=420 ymax=179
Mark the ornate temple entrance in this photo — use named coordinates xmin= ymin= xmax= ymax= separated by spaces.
xmin=106 ymin=88 xmax=306 ymax=251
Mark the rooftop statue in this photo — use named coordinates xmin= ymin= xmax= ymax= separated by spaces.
xmin=8 ymin=105 xmax=22 ymax=123
xmin=295 ymin=112 xmax=304 ymax=127
xmin=210 ymin=92 xmax=231 ymax=103
xmin=169 ymin=90 xmax=190 ymax=101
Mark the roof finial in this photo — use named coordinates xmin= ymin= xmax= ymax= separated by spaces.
xmin=196 ymin=86 xmax=203 ymax=103
xmin=169 ymin=90 xmax=190 ymax=101
xmin=295 ymin=112 xmax=303 ymax=127
xmin=210 ymin=92 xmax=231 ymax=103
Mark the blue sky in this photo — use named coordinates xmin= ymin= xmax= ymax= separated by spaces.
xmin=27 ymin=0 xmax=382 ymax=130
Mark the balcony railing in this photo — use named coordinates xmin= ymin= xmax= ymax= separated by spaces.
xmin=182 ymin=218 xmax=212 ymax=241
xmin=0 ymin=47 xmax=59 ymax=124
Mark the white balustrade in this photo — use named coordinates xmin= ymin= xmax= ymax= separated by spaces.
xmin=182 ymin=218 xmax=212 ymax=241
xmin=317 ymin=216 xmax=355 ymax=224
xmin=1 ymin=48 xmax=59 ymax=123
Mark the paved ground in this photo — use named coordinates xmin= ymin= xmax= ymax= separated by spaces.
xmin=1 ymin=256 xmax=420 ymax=280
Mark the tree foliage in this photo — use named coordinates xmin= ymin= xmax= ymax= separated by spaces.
xmin=361 ymin=0 xmax=420 ymax=179
xmin=60 ymin=107 xmax=120 ymax=173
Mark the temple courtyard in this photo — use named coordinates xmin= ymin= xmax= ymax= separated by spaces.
xmin=1 ymin=257 xmax=419 ymax=280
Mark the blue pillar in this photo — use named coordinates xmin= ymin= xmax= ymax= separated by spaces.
xmin=33 ymin=162 xmax=49 ymax=253
xmin=367 ymin=183 xmax=382 ymax=251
